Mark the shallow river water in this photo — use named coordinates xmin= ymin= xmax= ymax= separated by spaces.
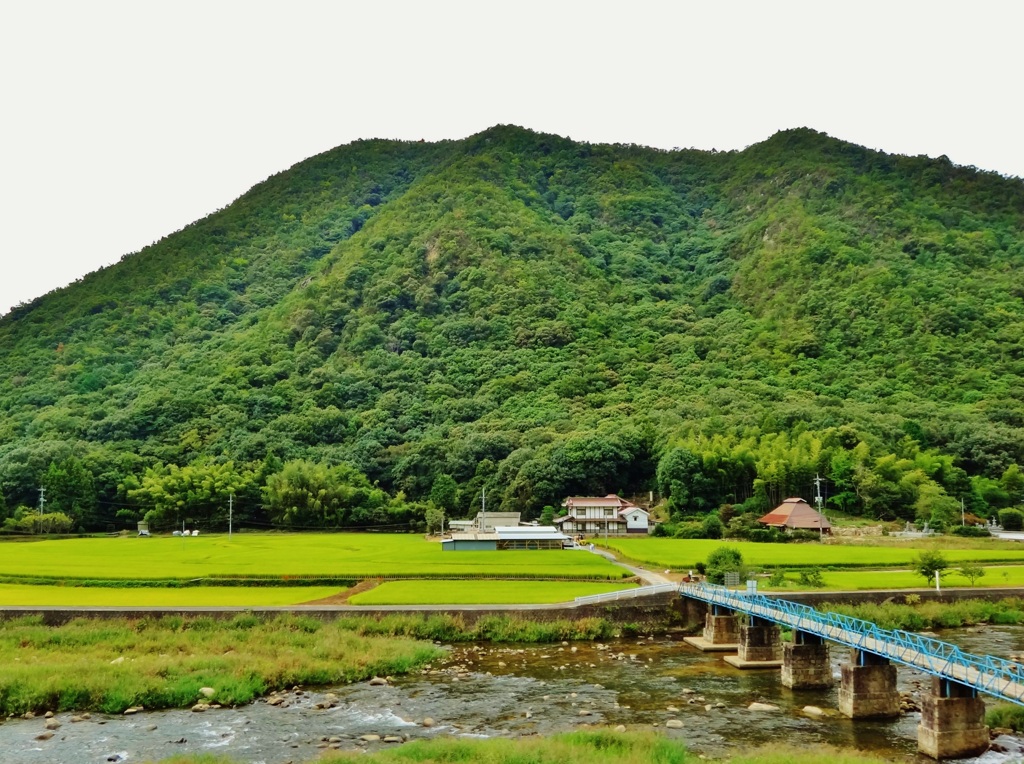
xmin=3 ymin=626 xmax=1024 ymax=764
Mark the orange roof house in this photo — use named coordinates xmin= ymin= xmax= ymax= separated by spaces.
xmin=758 ymin=498 xmax=831 ymax=532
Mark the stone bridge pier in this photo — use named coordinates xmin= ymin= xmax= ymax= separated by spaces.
xmin=781 ymin=630 xmax=832 ymax=688
xmin=918 ymin=677 xmax=989 ymax=759
xmin=838 ymin=648 xmax=900 ymax=718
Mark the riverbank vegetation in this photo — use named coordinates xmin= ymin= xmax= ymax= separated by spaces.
xmin=0 ymin=534 xmax=628 ymax=581
xmin=0 ymin=613 xmax=625 ymax=714
xmin=146 ymin=734 xmax=894 ymax=764
xmin=0 ymin=614 xmax=440 ymax=715
xmin=822 ymin=597 xmax=1024 ymax=630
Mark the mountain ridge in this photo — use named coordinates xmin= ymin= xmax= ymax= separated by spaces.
xmin=1 ymin=125 xmax=1022 ymax=531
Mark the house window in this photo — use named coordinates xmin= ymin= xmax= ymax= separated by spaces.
xmin=604 ymin=508 xmax=614 ymax=517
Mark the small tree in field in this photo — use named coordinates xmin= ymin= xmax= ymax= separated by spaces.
xmin=959 ymin=563 xmax=985 ymax=587
xmin=915 ymin=550 xmax=949 ymax=585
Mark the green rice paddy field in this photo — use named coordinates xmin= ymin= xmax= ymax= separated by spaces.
xmin=348 ymin=580 xmax=636 ymax=605
xmin=602 ymin=537 xmax=1024 ymax=569
xmin=763 ymin=565 xmax=1024 ymax=591
xmin=0 ymin=534 xmax=627 ymax=581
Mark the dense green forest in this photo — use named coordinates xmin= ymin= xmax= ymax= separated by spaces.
xmin=1 ymin=125 xmax=1022 ymax=533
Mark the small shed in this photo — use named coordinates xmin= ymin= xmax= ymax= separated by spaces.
xmin=758 ymin=498 xmax=832 ymax=533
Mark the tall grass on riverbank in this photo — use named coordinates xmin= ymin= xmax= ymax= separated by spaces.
xmin=0 ymin=613 xmax=630 ymax=714
xmin=339 ymin=613 xmax=619 ymax=642
xmin=823 ymin=597 xmax=1024 ymax=630
xmin=0 ymin=614 xmax=439 ymax=715
xmin=147 ymin=734 xmax=894 ymax=764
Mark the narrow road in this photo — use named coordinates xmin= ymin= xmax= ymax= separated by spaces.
xmin=585 ymin=545 xmax=673 ymax=585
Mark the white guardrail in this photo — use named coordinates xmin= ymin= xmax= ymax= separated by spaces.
xmin=574 ymin=583 xmax=680 ymax=605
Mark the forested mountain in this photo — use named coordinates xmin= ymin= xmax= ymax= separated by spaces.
xmin=1 ymin=125 xmax=1023 ymax=533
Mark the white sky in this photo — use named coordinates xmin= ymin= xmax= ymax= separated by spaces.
xmin=1 ymin=1 xmax=1022 ymax=317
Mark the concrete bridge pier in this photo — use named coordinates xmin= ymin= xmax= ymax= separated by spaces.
xmin=781 ymin=630 xmax=832 ymax=688
xmin=917 ymin=677 xmax=989 ymax=760
xmin=683 ymin=604 xmax=739 ymax=651
xmin=725 ymin=615 xmax=782 ymax=669
xmin=838 ymin=649 xmax=900 ymax=718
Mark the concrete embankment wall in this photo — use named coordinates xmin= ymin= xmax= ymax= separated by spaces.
xmin=0 ymin=592 xmax=691 ymax=628
xmin=2 ymin=588 xmax=1021 ymax=629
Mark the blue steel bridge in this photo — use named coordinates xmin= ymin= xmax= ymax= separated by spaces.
xmin=679 ymin=581 xmax=1024 ymax=706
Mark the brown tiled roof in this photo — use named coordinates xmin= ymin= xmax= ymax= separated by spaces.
xmin=758 ymin=498 xmax=831 ymax=530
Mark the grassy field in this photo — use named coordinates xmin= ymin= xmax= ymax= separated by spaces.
xmin=0 ymin=614 xmax=439 ymax=715
xmin=602 ymin=537 xmax=1024 ymax=570
xmin=348 ymin=580 xmax=636 ymax=605
xmin=0 ymin=534 xmax=627 ymax=581
xmin=0 ymin=584 xmax=342 ymax=606
xmin=762 ymin=565 xmax=1024 ymax=591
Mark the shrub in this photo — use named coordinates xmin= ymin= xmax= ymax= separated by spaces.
xmin=987 ymin=704 xmax=1024 ymax=732
xmin=747 ymin=528 xmax=785 ymax=543
xmin=797 ymin=568 xmax=825 ymax=587
xmin=672 ymin=521 xmax=705 ymax=539
xmin=999 ymin=509 xmax=1024 ymax=531
xmin=789 ymin=529 xmax=822 ymax=542
xmin=951 ymin=525 xmax=990 ymax=537
xmin=705 ymin=546 xmax=744 ymax=584
xmin=701 ymin=513 xmax=724 ymax=540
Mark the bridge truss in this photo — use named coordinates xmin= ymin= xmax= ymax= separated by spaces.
xmin=680 ymin=582 xmax=1024 ymax=705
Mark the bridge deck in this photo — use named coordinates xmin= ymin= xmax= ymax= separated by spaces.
xmin=680 ymin=582 xmax=1024 ymax=705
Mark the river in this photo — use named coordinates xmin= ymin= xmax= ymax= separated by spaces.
xmin=3 ymin=626 xmax=1024 ymax=763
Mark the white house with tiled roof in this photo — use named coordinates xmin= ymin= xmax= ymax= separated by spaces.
xmin=555 ymin=494 xmax=649 ymax=536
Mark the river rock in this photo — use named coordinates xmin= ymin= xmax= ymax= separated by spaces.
xmin=360 ymin=734 xmax=381 ymax=742
xmin=383 ymin=735 xmax=403 ymax=743
xmin=36 ymin=731 xmax=54 ymax=741
xmin=748 ymin=702 xmax=780 ymax=712
xmin=667 ymin=705 xmax=680 ymax=713
xmin=44 ymin=711 xmax=54 ymax=718
xmin=191 ymin=703 xmax=209 ymax=712
xmin=368 ymin=677 xmax=388 ymax=686
xmin=802 ymin=706 xmax=826 ymax=718
xmin=124 ymin=707 xmax=143 ymax=715
xmin=71 ymin=716 xmax=85 ymax=723
xmin=579 ymin=709 xmax=593 ymax=716
xmin=422 ymin=717 xmax=435 ymax=727
xmin=199 ymin=687 xmax=216 ymax=699
xmin=44 ymin=718 xmax=61 ymax=730
xmin=615 ymin=725 xmax=626 ymax=733
xmin=666 ymin=719 xmax=684 ymax=729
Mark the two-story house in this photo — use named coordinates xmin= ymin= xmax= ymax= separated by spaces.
xmin=555 ymin=494 xmax=650 ymax=536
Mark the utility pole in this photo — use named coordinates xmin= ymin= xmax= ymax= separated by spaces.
xmin=813 ymin=474 xmax=824 ymax=512
xmin=229 ymin=493 xmax=234 ymax=538
xmin=37 ymin=487 xmax=46 ymax=515
xmin=481 ymin=487 xmax=486 ymax=533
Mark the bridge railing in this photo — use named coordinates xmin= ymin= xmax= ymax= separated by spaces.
xmin=680 ymin=582 xmax=1024 ymax=705
xmin=574 ymin=583 xmax=679 ymax=605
